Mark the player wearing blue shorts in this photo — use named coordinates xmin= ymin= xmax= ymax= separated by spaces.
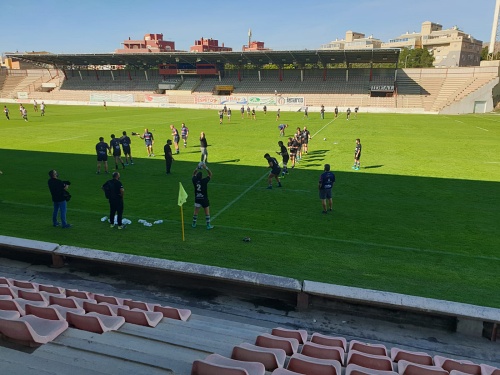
xmin=140 ymin=128 xmax=154 ymax=157
xmin=319 ymin=163 xmax=335 ymax=213
xmin=120 ymin=131 xmax=133 ymax=165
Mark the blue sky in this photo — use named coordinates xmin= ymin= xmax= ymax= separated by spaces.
xmin=1 ymin=0 xmax=494 ymax=54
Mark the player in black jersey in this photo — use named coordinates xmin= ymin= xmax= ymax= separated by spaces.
xmin=95 ymin=137 xmax=110 ymax=174
xmin=276 ymin=141 xmax=289 ymax=177
xmin=264 ymin=153 xmax=282 ymax=189
xmin=192 ymin=163 xmax=214 ymax=230
xmin=110 ymin=134 xmax=125 ymax=170
xmin=120 ymin=131 xmax=133 ymax=165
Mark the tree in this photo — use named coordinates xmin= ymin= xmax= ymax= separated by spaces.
xmin=399 ymin=48 xmax=434 ymax=68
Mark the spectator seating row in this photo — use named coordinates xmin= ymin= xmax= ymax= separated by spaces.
xmin=191 ymin=327 xmax=500 ymax=375
xmin=0 ymin=276 xmax=191 ymax=346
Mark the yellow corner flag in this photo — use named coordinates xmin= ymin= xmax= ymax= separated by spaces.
xmin=178 ymin=182 xmax=188 ymax=206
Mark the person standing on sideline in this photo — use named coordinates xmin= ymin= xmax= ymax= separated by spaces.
xmin=247 ymin=105 xmax=251 ymax=118
xmin=353 ymin=138 xmax=362 ymax=170
xmin=181 ymin=123 xmax=189 ymax=148
xmin=164 ymin=139 xmax=174 ymax=174
xmin=227 ymin=108 xmax=232 ymax=122
xmin=103 ymin=100 xmax=107 ymax=110
xmin=33 ymin=100 xmax=38 ymax=112
xmin=354 ymin=106 xmax=359 ymax=118
xmin=334 ymin=106 xmax=339 ymax=118
xmin=320 ymin=104 xmax=325 ymax=120
xmin=3 ymin=106 xmax=9 ymax=120
xmin=264 ymin=153 xmax=282 ymax=189
xmin=240 ymin=105 xmax=245 ymax=119
xmin=276 ymin=108 xmax=280 ymax=121
xmin=40 ymin=102 xmax=46 ymax=116
xmin=346 ymin=107 xmax=351 ymax=120
xmin=263 ymin=105 xmax=267 ymax=115
xmin=103 ymin=172 xmax=125 ymax=229
xmin=95 ymin=136 xmax=110 ymax=174
xmin=277 ymin=141 xmax=289 ymax=177
xmin=192 ymin=163 xmax=214 ymax=230
xmin=319 ymin=164 xmax=335 ymax=214
xmin=139 ymin=128 xmax=154 ymax=157
xmin=109 ymin=134 xmax=125 ymax=170
xmin=200 ymin=132 xmax=208 ymax=163
xmin=304 ymin=106 xmax=308 ymax=118
xmin=48 ymin=169 xmax=71 ymax=228
xmin=120 ymin=131 xmax=133 ymax=165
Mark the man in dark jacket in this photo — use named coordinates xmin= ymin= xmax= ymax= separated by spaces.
xmin=48 ymin=169 xmax=71 ymax=228
xmin=103 ymin=172 xmax=125 ymax=229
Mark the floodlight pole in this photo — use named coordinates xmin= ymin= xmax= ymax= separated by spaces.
xmin=489 ymin=0 xmax=500 ymax=59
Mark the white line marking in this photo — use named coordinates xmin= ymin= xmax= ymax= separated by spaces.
xmin=3 ymin=200 xmax=499 ymax=262
xmin=476 ymin=127 xmax=489 ymax=131
xmin=39 ymin=135 xmax=88 ymax=143
xmin=211 ymin=171 xmax=269 ymax=220
xmin=311 ymin=118 xmax=336 ymax=138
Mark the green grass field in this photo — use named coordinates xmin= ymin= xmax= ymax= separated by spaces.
xmin=0 ymin=104 xmax=499 ymax=307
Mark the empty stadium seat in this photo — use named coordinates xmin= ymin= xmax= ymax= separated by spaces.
xmin=271 ymin=327 xmax=308 ymax=344
xmin=123 ymin=299 xmax=159 ymax=311
xmin=347 ymin=349 xmax=394 ymax=372
xmin=65 ymin=289 xmax=94 ymax=299
xmin=231 ymin=342 xmax=286 ymax=371
xmin=349 ymin=340 xmax=388 ymax=356
xmin=0 ymin=277 xmax=13 ymax=286
xmin=66 ymin=311 xmax=125 ymax=333
xmin=25 ymin=304 xmax=65 ymax=320
xmin=38 ymin=284 xmax=65 ymax=295
xmin=480 ymin=364 xmax=500 ymax=375
xmin=397 ymin=359 xmax=449 ymax=375
xmin=0 ymin=299 xmax=26 ymax=315
xmin=117 ymin=307 xmax=163 ymax=327
xmin=287 ymin=352 xmax=342 ymax=375
xmin=255 ymin=333 xmax=299 ymax=356
xmin=0 ymin=314 xmax=68 ymax=346
xmin=17 ymin=289 xmax=49 ymax=304
xmin=346 ymin=363 xmax=398 ymax=375
xmin=94 ymin=293 xmax=126 ymax=305
xmin=0 ymin=286 xmax=17 ymax=298
xmin=82 ymin=300 xmax=127 ymax=316
xmin=433 ymin=355 xmax=481 ymax=375
xmin=300 ymin=341 xmax=345 ymax=364
xmin=12 ymin=279 xmax=38 ymax=290
xmin=390 ymin=347 xmax=433 ymax=366
xmin=153 ymin=305 xmax=191 ymax=321
xmin=310 ymin=333 xmax=347 ymax=351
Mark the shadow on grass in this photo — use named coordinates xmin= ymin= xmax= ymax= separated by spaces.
xmin=0 ymin=148 xmax=499 ymax=306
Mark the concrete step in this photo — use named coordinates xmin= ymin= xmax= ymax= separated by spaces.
xmin=0 ymin=344 xmax=109 ymax=375
xmin=33 ymin=344 xmax=172 ymax=375
xmin=53 ymin=327 xmax=196 ymax=374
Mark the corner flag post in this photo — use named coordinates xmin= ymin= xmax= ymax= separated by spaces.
xmin=178 ymin=182 xmax=188 ymax=241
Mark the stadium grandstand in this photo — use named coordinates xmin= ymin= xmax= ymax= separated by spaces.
xmin=2 ymin=49 xmax=500 ymax=114
xmin=1 ymin=47 xmax=500 ymax=374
